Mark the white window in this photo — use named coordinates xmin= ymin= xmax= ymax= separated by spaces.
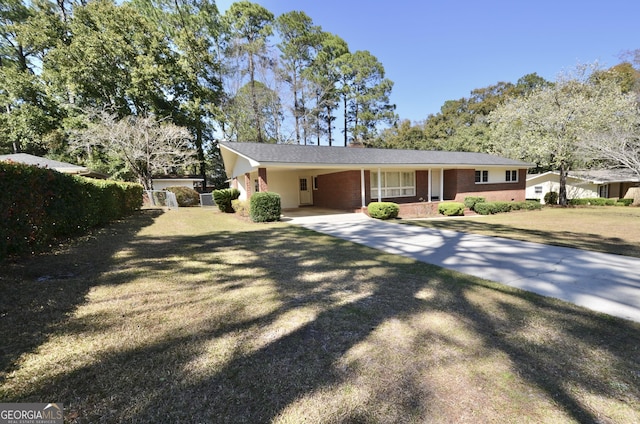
xmin=505 ymin=170 xmax=518 ymax=182
xmin=475 ymin=170 xmax=488 ymax=183
xmin=534 ymin=185 xmax=542 ymax=194
xmin=371 ymin=171 xmax=415 ymax=198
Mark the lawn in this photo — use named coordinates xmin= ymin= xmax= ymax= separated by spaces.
xmin=405 ymin=206 xmax=640 ymax=258
xmin=1 ymin=207 xmax=639 ymax=423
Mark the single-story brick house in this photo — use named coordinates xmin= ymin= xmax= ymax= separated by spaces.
xmin=526 ymin=169 xmax=640 ymax=204
xmin=218 ymin=141 xmax=533 ymax=214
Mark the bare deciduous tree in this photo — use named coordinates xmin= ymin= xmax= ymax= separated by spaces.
xmin=69 ymin=111 xmax=196 ymax=189
xmin=583 ymin=127 xmax=640 ymax=179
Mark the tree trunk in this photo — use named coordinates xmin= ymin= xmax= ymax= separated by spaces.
xmin=248 ymin=53 xmax=263 ymax=143
xmin=559 ymin=162 xmax=568 ymax=206
xmin=326 ymin=104 xmax=333 ymax=146
xmin=196 ymin=124 xmax=207 ymax=192
xmin=343 ymin=95 xmax=348 ymax=146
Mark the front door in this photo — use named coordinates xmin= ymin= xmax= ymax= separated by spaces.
xmin=299 ymin=177 xmax=312 ymax=205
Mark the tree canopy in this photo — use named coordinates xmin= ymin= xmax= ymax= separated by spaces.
xmin=1 ymin=0 xmax=639 ymax=191
xmin=490 ymin=64 xmax=639 ymax=205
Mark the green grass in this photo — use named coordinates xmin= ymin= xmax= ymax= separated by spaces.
xmin=1 ymin=208 xmax=639 ymax=423
xmin=405 ymin=206 xmax=640 ymax=258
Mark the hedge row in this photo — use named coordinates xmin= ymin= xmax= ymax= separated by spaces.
xmin=473 ymin=200 xmax=542 ymax=215
xmin=1 ymin=162 xmax=142 ymax=259
xmin=568 ymin=197 xmax=632 ymax=206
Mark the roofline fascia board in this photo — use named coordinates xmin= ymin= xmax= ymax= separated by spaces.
xmin=253 ymin=162 xmax=530 ymax=170
xmin=219 ymin=143 xmax=261 ymax=168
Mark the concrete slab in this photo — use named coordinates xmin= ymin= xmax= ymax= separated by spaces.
xmin=289 ymin=214 xmax=640 ymax=323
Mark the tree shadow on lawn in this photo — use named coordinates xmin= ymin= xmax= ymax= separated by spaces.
xmin=2 ymin=219 xmax=640 ymax=422
xmin=404 ymin=219 xmax=640 ymax=258
xmin=0 ymin=209 xmax=163 ymax=386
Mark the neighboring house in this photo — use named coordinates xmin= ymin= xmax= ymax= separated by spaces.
xmin=218 ymin=141 xmax=533 ymax=212
xmin=152 ymin=175 xmax=204 ymax=191
xmin=526 ymin=169 xmax=640 ymax=204
xmin=0 ymin=153 xmax=107 ymax=179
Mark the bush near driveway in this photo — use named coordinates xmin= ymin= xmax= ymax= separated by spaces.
xmin=367 ymin=202 xmax=399 ymax=220
xmin=250 ymin=192 xmax=281 ymax=222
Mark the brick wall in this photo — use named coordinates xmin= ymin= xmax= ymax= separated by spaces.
xmin=314 ymin=170 xmax=366 ymax=210
xmin=444 ymin=169 xmax=527 ymax=202
xmin=312 ymin=168 xmax=527 ymax=210
xmin=397 ymin=202 xmax=439 ymax=218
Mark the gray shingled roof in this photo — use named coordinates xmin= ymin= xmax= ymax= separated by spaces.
xmin=569 ymin=169 xmax=640 ymax=183
xmin=219 ymin=141 xmax=532 ymax=167
xmin=1 ymin=153 xmax=107 ymax=178
xmin=527 ymin=169 xmax=640 ymax=183
xmin=0 ymin=153 xmax=87 ymax=170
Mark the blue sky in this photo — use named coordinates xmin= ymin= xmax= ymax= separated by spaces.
xmin=217 ymin=0 xmax=639 ymax=123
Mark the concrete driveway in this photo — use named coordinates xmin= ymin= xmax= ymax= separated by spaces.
xmin=285 ymin=212 xmax=640 ymax=323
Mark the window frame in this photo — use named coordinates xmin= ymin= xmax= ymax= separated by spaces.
xmin=475 ymin=170 xmax=489 ymax=183
xmin=505 ymin=170 xmax=518 ymax=182
xmin=371 ymin=171 xmax=416 ymax=198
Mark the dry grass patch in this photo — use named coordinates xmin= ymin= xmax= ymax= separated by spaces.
xmin=406 ymin=206 xmax=640 ymax=258
xmin=1 ymin=208 xmax=639 ymax=423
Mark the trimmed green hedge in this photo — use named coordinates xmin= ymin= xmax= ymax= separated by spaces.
xmin=464 ymin=196 xmax=485 ymax=210
xmin=568 ymin=198 xmax=617 ymax=206
xmin=367 ymin=202 xmax=399 ymax=220
xmin=474 ymin=200 xmax=542 ymax=215
xmin=213 ymin=188 xmax=241 ymax=213
xmin=165 ymin=186 xmax=200 ymax=207
xmin=438 ymin=202 xmax=465 ymax=216
xmin=0 ymin=162 xmax=142 ymax=259
xmin=250 ymin=192 xmax=281 ymax=222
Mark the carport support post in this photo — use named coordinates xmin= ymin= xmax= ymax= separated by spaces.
xmin=244 ymin=173 xmax=252 ymax=198
xmin=258 ymin=168 xmax=268 ymax=192
xmin=377 ymin=168 xmax=382 ymax=202
xmin=440 ymin=168 xmax=444 ymax=201
xmin=360 ymin=168 xmax=366 ymax=209
xmin=428 ymin=169 xmax=432 ymax=202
